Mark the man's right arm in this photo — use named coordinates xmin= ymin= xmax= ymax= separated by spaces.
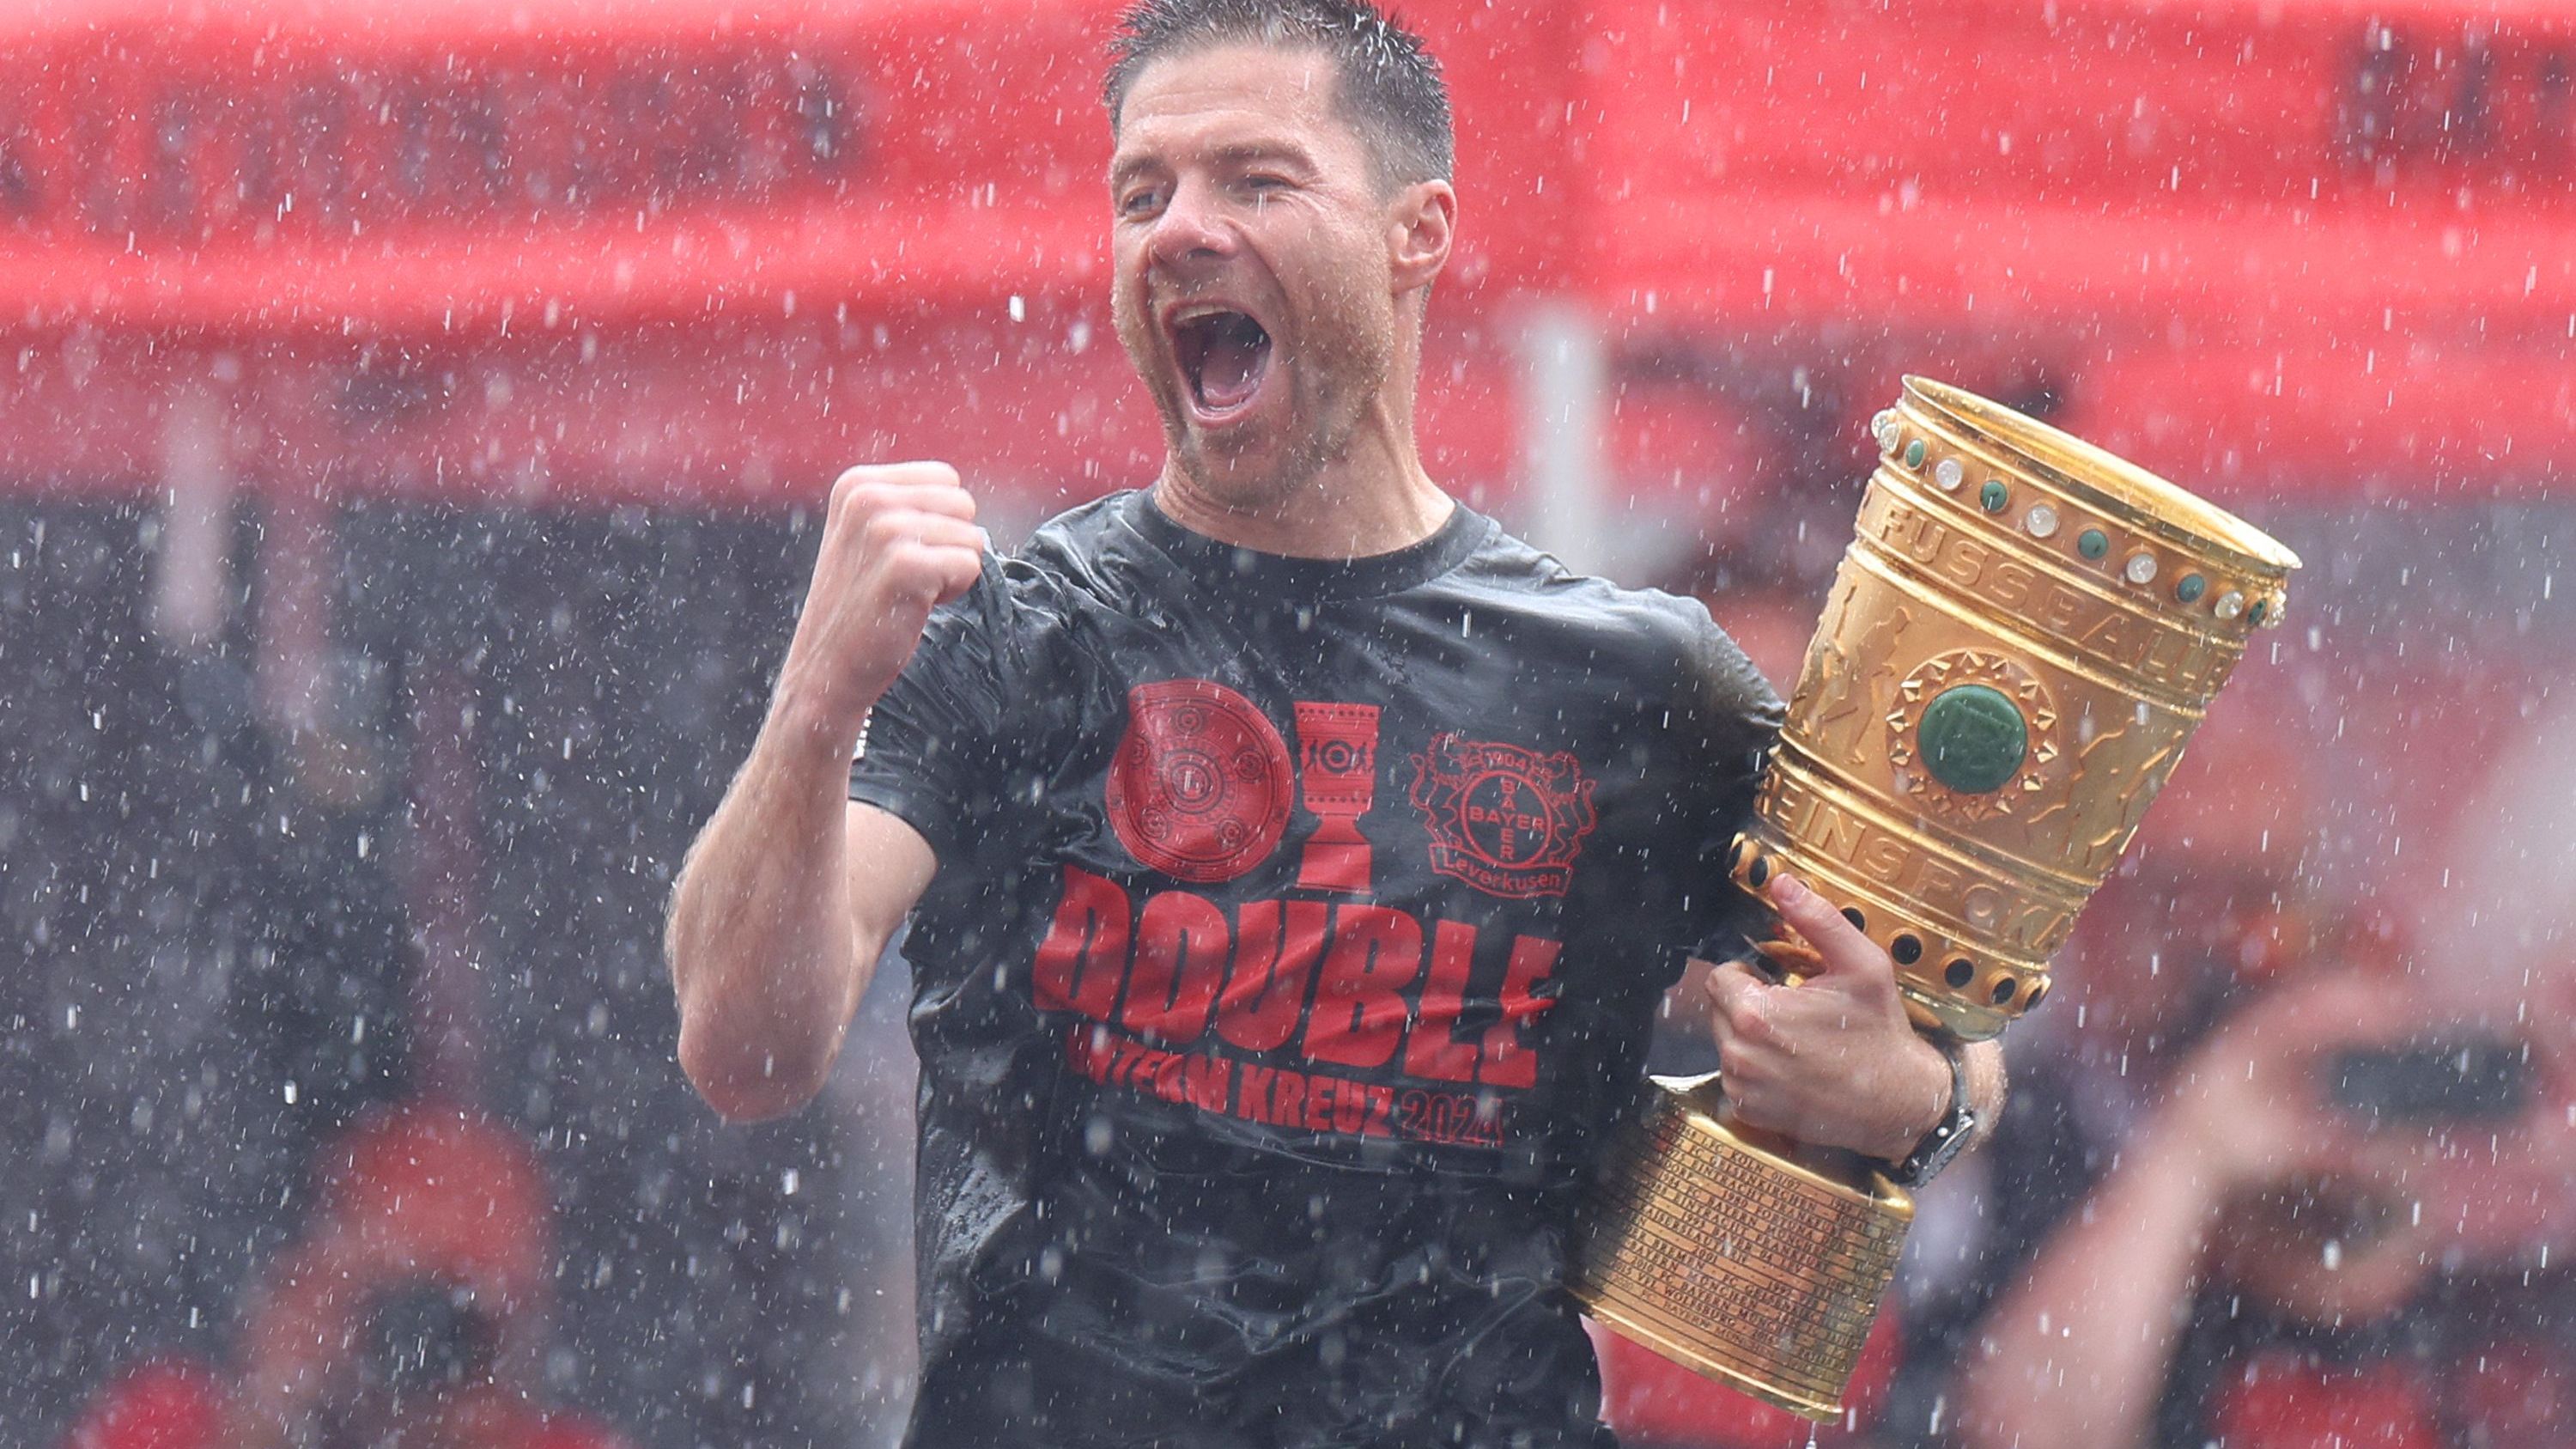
xmin=665 ymin=462 xmax=982 ymax=1123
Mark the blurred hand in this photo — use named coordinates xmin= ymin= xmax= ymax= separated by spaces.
xmin=2421 ymin=1040 xmax=2576 ymax=1258
xmin=2156 ymin=969 xmax=2420 ymax=1197
xmin=1702 ymin=872 xmax=1953 ymax=1160
xmin=774 ymin=461 xmax=983 ymax=748
xmin=2152 ymin=970 xmax=2463 ymax=1321
xmin=2364 ymin=975 xmax=2576 ymax=1263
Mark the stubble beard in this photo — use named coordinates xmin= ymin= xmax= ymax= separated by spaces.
xmin=1169 ymin=370 xmax=1344 ymax=516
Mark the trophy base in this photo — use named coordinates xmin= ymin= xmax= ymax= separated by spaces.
xmin=1570 ymin=1075 xmax=1915 ymax=1423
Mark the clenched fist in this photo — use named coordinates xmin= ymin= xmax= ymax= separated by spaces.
xmin=772 ymin=461 xmax=985 ymax=752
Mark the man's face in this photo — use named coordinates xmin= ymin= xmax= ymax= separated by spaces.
xmin=1108 ymin=44 xmax=1408 ymax=512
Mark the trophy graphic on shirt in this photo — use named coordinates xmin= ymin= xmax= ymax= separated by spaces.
xmin=1570 ymin=377 xmax=2303 ymax=1420
xmin=1295 ymin=701 xmax=1382 ymax=892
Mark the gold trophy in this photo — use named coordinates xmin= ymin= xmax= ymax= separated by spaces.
xmin=1570 ymin=377 xmax=2303 ymax=1420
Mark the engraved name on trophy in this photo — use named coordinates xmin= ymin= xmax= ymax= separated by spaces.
xmin=1570 ymin=377 xmax=2305 ymax=1421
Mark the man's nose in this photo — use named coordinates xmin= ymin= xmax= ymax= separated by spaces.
xmin=1147 ymin=177 xmax=1236 ymax=271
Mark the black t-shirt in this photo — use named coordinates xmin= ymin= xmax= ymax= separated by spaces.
xmin=848 ymin=491 xmax=1783 ymax=1449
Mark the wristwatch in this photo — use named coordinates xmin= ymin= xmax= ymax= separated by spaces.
xmin=1885 ymin=1033 xmax=1978 ymax=1187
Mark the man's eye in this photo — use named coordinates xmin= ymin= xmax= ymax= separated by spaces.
xmin=1244 ymin=174 xmax=1289 ymax=192
xmin=1119 ymin=188 xmax=1163 ymax=216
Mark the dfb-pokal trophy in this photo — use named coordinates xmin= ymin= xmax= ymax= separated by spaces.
xmin=1571 ymin=376 xmax=2305 ymax=1420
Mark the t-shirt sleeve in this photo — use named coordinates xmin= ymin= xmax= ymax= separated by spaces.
xmin=1673 ymin=605 xmax=1789 ymax=964
xmin=846 ymin=555 xmax=1032 ymax=872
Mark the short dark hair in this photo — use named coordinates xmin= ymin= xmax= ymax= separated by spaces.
xmin=1103 ymin=0 xmax=1455 ymax=189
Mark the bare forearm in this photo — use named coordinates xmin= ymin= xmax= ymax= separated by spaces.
xmin=666 ymin=463 xmax=979 ymax=1120
xmin=1962 ymin=1038 xmax=2007 ymax=1142
xmin=1958 ymin=1120 xmax=2223 ymax=1449
xmin=667 ymin=698 xmax=873 ymax=1122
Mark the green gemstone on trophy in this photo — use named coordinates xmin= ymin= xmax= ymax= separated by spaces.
xmin=1979 ymin=480 xmax=2008 ymax=512
xmin=2175 ymin=573 xmax=2207 ymax=603
xmin=1905 ymin=438 xmax=1927 ymax=469
xmin=1917 ymin=684 xmax=2029 ymax=794
xmin=2078 ymin=528 xmax=2109 ymax=559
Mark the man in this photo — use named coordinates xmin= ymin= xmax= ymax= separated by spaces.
xmin=667 ymin=3 xmax=1997 ymax=1443
xmin=1958 ymin=955 xmax=2576 ymax=1449
xmin=64 ymin=1104 xmax=629 ymax=1449
xmin=1957 ymin=698 xmax=2576 ymax=1449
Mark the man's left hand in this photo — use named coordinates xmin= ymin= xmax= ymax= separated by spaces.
xmin=1702 ymin=870 xmax=1953 ymax=1160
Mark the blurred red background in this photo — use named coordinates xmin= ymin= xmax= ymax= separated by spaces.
xmin=7 ymin=3 xmax=2573 ymax=1448
xmin=3 ymin=0 xmax=2568 ymax=509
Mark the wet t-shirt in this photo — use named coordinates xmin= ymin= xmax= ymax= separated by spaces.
xmin=849 ymin=491 xmax=1783 ymax=1449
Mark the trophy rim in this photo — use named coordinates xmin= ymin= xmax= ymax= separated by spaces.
xmin=1580 ymin=1297 xmax=1850 ymax=1422
xmin=1902 ymin=375 xmax=2306 ymax=578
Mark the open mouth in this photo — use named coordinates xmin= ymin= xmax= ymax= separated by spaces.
xmin=1169 ymin=307 xmax=1273 ymax=419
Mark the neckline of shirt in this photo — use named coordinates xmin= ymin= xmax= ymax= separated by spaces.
xmin=1120 ymin=489 xmax=1492 ymax=603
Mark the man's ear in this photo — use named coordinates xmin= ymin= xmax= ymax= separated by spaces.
xmin=1388 ymin=179 xmax=1456 ymax=295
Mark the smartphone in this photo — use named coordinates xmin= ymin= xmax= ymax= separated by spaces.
xmin=2325 ymin=1038 xmax=2532 ymax=1124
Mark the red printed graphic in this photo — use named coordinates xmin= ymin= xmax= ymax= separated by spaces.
xmin=1106 ymin=679 xmax=1293 ymax=884
xmin=1293 ymin=701 xmax=1381 ymax=893
xmin=1029 ymin=866 xmax=1564 ymax=1148
xmin=1407 ymin=733 xmax=1600 ymax=899
xmin=1065 ymin=1021 xmax=1507 ymax=1150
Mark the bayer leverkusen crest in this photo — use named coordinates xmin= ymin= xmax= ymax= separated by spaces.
xmin=1406 ymin=733 xmax=1599 ymax=900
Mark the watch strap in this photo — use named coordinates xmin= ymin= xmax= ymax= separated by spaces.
xmin=1886 ymin=1033 xmax=1977 ymax=1187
